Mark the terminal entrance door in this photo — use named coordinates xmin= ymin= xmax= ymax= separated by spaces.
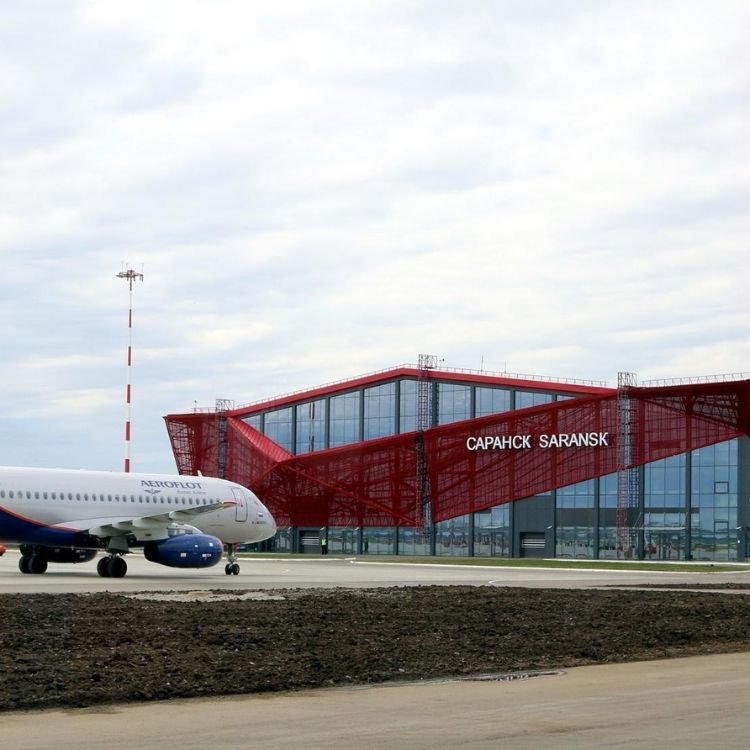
xmin=520 ymin=532 xmax=546 ymax=559
xmin=299 ymin=530 xmax=321 ymax=553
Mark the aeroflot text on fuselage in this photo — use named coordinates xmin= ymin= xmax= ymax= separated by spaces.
xmin=140 ymin=480 xmax=204 ymax=490
xmin=466 ymin=432 xmax=610 ymax=451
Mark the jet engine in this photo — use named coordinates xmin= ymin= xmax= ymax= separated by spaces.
xmin=143 ymin=533 xmax=223 ymax=568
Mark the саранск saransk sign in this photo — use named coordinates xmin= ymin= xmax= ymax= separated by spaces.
xmin=466 ymin=432 xmax=610 ymax=450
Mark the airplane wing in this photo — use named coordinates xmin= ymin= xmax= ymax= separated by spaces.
xmin=50 ymin=499 xmax=239 ymax=538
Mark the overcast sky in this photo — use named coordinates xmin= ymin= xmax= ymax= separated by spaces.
xmin=1 ymin=0 xmax=749 ymax=474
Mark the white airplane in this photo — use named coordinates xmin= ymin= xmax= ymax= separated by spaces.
xmin=0 ymin=466 xmax=277 ymax=578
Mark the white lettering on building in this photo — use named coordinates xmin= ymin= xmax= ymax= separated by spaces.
xmin=466 ymin=435 xmax=532 ymax=451
xmin=466 ymin=432 xmax=609 ymax=451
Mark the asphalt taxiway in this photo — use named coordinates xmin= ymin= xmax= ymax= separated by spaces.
xmin=2 ymin=548 xmax=749 ymax=594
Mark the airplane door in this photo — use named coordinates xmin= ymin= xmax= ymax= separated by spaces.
xmin=232 ymin=488 xmax=248 ymax=522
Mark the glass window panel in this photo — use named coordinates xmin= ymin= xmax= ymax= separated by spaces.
xmin=476 ymin=387 xmax=511 ymax=417
xmin=437 ymin=383 xmax=471 ymax=425
xmin=263 ymin=407 xmax=293 ymax=452
xmin=699 ymin=466 xmax=715 ymax=493
xmin=364 ymin=382 xmax=396 ymax=440
xmin=243 ymin=414 xmax=262 ymax=431
xmin=330 ymin=391 xmax=361 ymax=447
xmin=665 ymin=467 xmax=683 ymax=494
xmin=474 ymin=505 xmax=510 ymax=558
xmin=398 ymin=526 xmax=431 ymax=556
xmin=362 ymin=527 xmax=394 ymax=555
xmin=691 ymin=439 xmax=739 ymax=558
xmin=435 ymin=515 xmax=470 ymax=557
xmin=598 ymin=526 xmax=617 ymax=559
xmin=556 ymin=480 xmax=594 ymax=509
xmin=399 ymin=379 xmax=417 ymax=433
xmin=599 ymin=473 xmax=618 ymax=509
xmin=296 ymin=399 xmax=326 ymax=454
xmin=647 ymin=468 xmax=665 ymax=494
xmin=713 ymin=441 xmax=730 ymax=465
xmin=556 ymin=527 xmax=593 ymax=558
xmin=516 ymin=391 xmax=553 ymax=409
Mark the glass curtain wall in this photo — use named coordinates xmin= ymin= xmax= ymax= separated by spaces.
xmin=243 ymin=414 xmax=262 ymax=431
xmin=437 ymin=384 xmax=471 ymax=425
xmin=475 ymin=505 xmax=511 ymax=557
xmin=327 ymin=527 xmax=360 ymax=554
xmin=263 ymin=407 xmax=293 ymax=452
xmin=272 ymin=527 xmax=293 ymax=552
xmin=296 ymin=399 xmax=326 ymax=454
xmin=516 ymin=391 xmax=553 ymax=409
xmin=644 ymin=454 xmax=687 ymax=560
xmin=399 ymin=379 xmax=418 ymax=433
xmin=475 ymin=387 xmax=511 ymax=417
xmin=398 ymin=526 xmax=431 ymax=556
xmin=598 ymin=473 xmax=618 ymax=559
xmin=435 ymin=515 xmax=471 ymax=556
xmin=362 ymin=527 xmax=395 ymax=554
xmin=556 ymin=479 xmax=596 ymax=558
xmin=330 ymin=391 xmax=361 ymax=447
xmin=364 ymin=383 xmax=397 ymax=439
xmin=691 ymin=440 xmax=737 ymax=561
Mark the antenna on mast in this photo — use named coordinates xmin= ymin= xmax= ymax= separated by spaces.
xmin=116 ymin=263 xmax=144 ymax=472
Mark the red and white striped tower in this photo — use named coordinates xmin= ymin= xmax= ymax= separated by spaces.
xmin=116 ymin=265 xmax=144 ymax=472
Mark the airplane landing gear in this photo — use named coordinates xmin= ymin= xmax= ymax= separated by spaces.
xmin=18 ymin=552 xmax=48 ymax=574
xmin=224 ymin=543 xmax=240 ymax=575
xmin=97 ymin=554 xmax=127 ymax=578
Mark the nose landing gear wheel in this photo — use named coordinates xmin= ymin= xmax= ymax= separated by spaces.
xmin=224 ymin=543 xmax=240 ymax=575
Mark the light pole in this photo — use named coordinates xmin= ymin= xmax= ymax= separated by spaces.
xmin=116 ymin=265 xmax=144 ymax=472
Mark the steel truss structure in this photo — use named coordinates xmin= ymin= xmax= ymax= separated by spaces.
xmin=164 ymin=370 xmax=750 ymax=529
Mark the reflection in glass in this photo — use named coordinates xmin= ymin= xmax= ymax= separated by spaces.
xmin=264 ymin=407 xmax=293 ymax=452
xmin=296 ymin=399 xmax=326 ymax=454
xmin=476 ymin=387 xmax=511 ymax=417
xmin=400 ymin=380 xmax=418 ymax=432
xmin=437 ymin=384 xmax=471 ymax=425
xmin=435 ymin=515 xmax=470 ymax=556
xmin=475 ymin=506 xmax=510 ymax=557
xmin=364 ymin=382 xmax=396 ymax=439
xmin=330 ymin=391 xmax=361 ymax=448
xmin=516 ymin=391 xmax=553 ymax=409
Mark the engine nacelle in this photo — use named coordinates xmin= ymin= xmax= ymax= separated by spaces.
xmin=143 ymin=533 xmax=223 ymax=569
xmin=19 ymin=544 xmax=98 ymax=564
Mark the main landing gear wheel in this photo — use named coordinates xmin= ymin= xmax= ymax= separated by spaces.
xmin=97 ymin=554 xmax=127 ymax=578
xmin=224 ymin=543 xmax=240 ymax=575
xmin=19 ymin=553 xmax=47 ymax=574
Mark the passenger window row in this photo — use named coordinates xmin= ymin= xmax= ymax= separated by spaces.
xmin=0 ymin=490 xmax=217 ymax=506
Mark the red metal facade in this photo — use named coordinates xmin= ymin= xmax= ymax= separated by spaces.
xmin=164 ymin=373 xmax=750 ymax=528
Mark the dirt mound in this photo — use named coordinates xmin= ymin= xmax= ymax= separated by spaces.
xmin=2 ymin=586 xmax=749 ymax=712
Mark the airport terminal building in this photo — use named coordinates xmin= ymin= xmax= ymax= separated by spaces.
xmin=164 ymin=359 xmax=750 ymax=562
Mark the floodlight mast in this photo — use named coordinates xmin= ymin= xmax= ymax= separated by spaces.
xmin=116 ymin=265 xmax=144 ymax=472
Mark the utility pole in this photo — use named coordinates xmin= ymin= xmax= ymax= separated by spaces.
xmin=116 ymin=264 xmax=144 ymax=472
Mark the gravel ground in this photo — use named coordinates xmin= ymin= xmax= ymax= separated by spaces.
xmin=2 ymin=586 xmax=750 ymax=712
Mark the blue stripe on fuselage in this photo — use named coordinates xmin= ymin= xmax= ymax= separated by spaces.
xmin=0 ymin=505 xmax=94 ymax=547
